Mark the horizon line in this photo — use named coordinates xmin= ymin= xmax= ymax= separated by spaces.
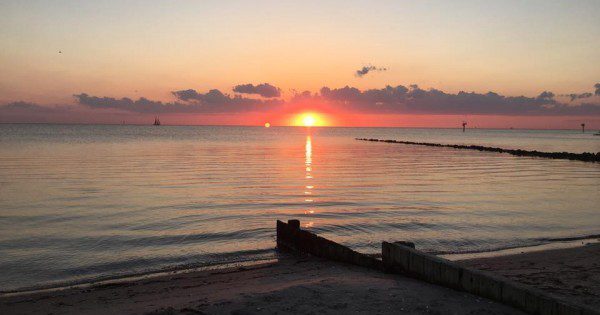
xmin=0 ymin=122 xmax=595 ymax=131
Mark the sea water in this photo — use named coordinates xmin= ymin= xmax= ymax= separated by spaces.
xmin=0 ymin=124 xmax=598 ymax=291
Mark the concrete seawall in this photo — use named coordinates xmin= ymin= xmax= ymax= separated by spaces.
xmin=276 ymin=220 xmax=383 ymax=270
xmin=276 ymin=220 xmax=599 ymax=315
xmin=355 ymin=138 xmax=600 ymax=163
xmin=382 ymin=242 xmax=598 ymax=315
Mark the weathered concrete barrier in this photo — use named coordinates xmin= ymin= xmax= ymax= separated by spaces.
xmin=276 ymin=220 xmax=383 ymax=270
xmin=275 ymin=220 xmax=597 ymax=314
xmin=356 ymin=138 xmax=600 ymax=163
xmin=382 ymin=242 xmax=599 ymax=315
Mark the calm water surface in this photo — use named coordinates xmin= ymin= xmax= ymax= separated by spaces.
xmin=0 ymin=124 xmax=599 ymax=291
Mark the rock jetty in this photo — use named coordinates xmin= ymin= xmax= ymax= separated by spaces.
xmin=356 ymin=138 xmax=600 ymax=163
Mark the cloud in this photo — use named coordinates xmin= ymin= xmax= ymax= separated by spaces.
xmin=1 ymin=101 xmax=55 ymax=112
xmin=537 ymin=91 xmax=555 ymax=100
xmin=557 ymin=84 xmax=600 ymax=101
xmin=3 ymin=83 xmax=600 ymax=120
xmin=75 ymin=89 xmax=283 ymax=114
xmin=317 ymin=84 xmax=600 ymax=116
xmin=562 ymin=92 xmax=593 ymax=102
xmin=0 ymin=101 xmax=72 ymax=113
xmin=559 ymin=83 xmax=600 ymax=102
xmin=0 ymin=101 xmax=97 ymax=123
xmin=232 ymin=83 xmax=281 ymax=98
xmin=355 ymin=65 xmax=387 ymax=77
xmin=169 ymin=89 xmax=203 ymax=102
xmin=170 ymin=89 xmax=231 ymax=104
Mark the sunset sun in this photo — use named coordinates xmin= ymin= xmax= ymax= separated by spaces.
xmin=303 ymin=115 xmax=316 ymax=127
xmin=294 ymin=113 xmax=326 ymax=127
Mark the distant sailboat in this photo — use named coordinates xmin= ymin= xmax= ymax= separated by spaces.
xmin=153 ymin=116 xmax=161 ymax=126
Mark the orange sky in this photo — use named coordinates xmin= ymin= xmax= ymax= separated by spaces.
xmin=1 ymin=1 xmax=599 ymax=128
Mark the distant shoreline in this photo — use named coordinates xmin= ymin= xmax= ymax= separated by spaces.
xmin=0 ymin=122 xmax=598 ymax=131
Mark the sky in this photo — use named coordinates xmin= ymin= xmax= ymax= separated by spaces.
xmin=1 ymin=0 xmax=599 ymax=128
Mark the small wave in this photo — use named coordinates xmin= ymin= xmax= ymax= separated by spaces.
xmin=430 ymin=233 xmax=600 ymax=256
xmin=0 ymin=227 xmax=273 ymax=250
xmin=0 ymin=248 xmax=276 ymax=294
xmin=538 ymin=234 xmax=600 ymax=242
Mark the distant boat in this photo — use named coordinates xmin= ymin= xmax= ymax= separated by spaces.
xmin=153 ymin=116 xmax=161 ymax=126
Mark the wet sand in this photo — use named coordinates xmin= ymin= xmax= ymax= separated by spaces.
xmin=460 ymin=242 xmax=600 ymax=310
xmin=1 ymin=254 xmax=523 ymax=315
xmin=3 ymin=244 xmax=599 ymax=314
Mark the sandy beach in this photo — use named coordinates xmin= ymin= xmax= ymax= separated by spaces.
xmin=2 ymin=243 xmax=600 ymax=314
xmin=460 ymin=242 xmax=600 ymax=310
xmin=1 ymin=253 xmax=525 ymax=315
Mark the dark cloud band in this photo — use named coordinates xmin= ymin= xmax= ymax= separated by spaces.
xmin=232 ymin=83 xmax=281 ymax=98
xmin=2 ymin=83 xmax=599 ymax=117
xmin=75 ymin=90 xmax=283 ymax=114
xmin=313 ymin=84 xmax=600 ymax=115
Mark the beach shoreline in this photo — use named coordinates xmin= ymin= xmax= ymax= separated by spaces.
xmin=2 ymin=243 xmax=599 ymax=314
xmin=442 ymin=235 xmax=600 ymax=261
xmin=0 ymin=254 xmax=526 ymax=315
xmin=2 ymin=235 xmax=599 ymax=297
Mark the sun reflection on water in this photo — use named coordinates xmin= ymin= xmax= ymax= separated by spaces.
xmin=305 ymin=136 xmax=312 ymax=165
xmin=304 ymin=135 xmax=315 ymax=227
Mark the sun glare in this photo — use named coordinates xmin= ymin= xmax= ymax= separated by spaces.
xmin=303 ymin=115 xmax=316 ymax=127
xmin=294 ymin=113 xmax=326 ymax=127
